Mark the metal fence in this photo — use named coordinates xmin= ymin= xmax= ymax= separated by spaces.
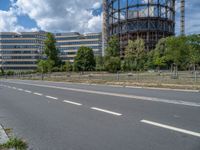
xmin=2 ymin=71 xmax=200 ymax=86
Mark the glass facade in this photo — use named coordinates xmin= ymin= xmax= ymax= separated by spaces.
xmin=0 ymin=32 xmax=102 ymax=71
xmin=55 ymin=32 xmax=102 ymax=62
xmin=0 ymin=32 xmax=46 ymax=71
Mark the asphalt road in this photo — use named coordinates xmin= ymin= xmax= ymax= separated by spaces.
xmin=0 ymin=79 xmax=199 ymax=150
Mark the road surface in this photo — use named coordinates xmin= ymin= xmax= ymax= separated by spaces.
xmin=0 ymin=79 xmax=199 ymax=150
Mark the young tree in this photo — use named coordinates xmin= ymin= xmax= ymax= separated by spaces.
xmin=44 ymin=33 xmax=61 ymax=67
xmin=37 ymin=60 xmax=54 ymax=73
xmin=73 ymin=46 xmax=96 ymax=71
xmin=105 ymin=36 xmax=121 ymax=73
xmin=95 ymin=56 xmax=104 ymax=71
xmin=165 ymin=36 xmax=188 ymax=69
xmin=105 ymin=36 xmax=120 ymax=57
xmin=124 ymin=38 xmax=145 ymax=71
xmin=64 ymin=60 xmax=73 ymax=72
xmin=105 ymin=57 xmax=121 ymax=73
xmin=187 ymin=34 xmax=200 ymax=72
xmin=153 ymin=38 xmax=167 ymax=71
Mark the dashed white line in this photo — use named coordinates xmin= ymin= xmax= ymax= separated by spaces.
xmin=141 ymin=120 xmax=200 ymax=138
xmin=24 ymin=90 xmax=32 ymax=93
xmin=17 ymin=88 xmax=23 ymax=91
xmin=91 ymin=107 xmax=122 ymax=116
xmin=34 ymin=92 xmax=43 ymax=96
xmin=45 ymin=96 xmax=58 ymax=100
xmin=63 ymin=100 xmax=82 ymax=106
xmin=12 ymin=87 xmax=16 ymax=89
xmin=4 ymin=81 xmax=200 ymax=107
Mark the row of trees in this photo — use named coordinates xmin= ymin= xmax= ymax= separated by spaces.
xmin=37 ymin=33 xmax=200 ymax=74
xmin=102 ymin=34 xmax=200 ymax=73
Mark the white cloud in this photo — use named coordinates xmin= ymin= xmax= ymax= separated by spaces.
xmin=14 ymin=0 xmax=102 ymax=33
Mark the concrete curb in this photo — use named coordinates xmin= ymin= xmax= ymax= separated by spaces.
xmin=0 ymin=124 xmax=9 ymax=144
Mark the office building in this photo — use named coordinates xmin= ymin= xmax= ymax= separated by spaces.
xmin=0 ymin=32 xmax=46 ymax=71
xmin=55 ymin=32 xmax=102 ymax=62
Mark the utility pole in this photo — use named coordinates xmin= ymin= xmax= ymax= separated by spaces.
xmin=180 ymin=0 xmax=185 ymax=35
xmin=102 ymin=0 xmax=108 ymax=56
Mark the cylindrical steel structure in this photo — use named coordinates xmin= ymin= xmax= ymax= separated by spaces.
xmin=107 ymin=0 xmax=175 ymax=54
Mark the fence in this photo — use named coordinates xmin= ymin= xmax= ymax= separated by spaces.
xmin=1 ymin=71 xmax=200 ymax=86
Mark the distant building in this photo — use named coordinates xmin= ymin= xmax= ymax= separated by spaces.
xmin=55 ymin=32 xmax=102 ymax=62
xmin=0 ymin=32 xmax=46 ymax=71
xmin=0 ymin=32 xmax=102 ymax=71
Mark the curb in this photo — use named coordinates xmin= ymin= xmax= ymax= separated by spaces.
xmin=0 ymin=124 xmax=9 ymax=144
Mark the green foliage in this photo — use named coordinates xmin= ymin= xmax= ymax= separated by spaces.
xmin=6 ymin=70 xmax=15 ymax=76
xmin=105 ymin=36 xmax=120 ymax=57
xmin=95 ymin=56 xmax=104 ymax=71
xmin=165 ymin=36 xmax=188 ymax=67
xmin=44 ymin=33 xmax=61 ymax=67
xmin=124 ymin=38 xmax=146 ymax=71
xmin=73 ymin=46 xmax=96 ymax=71
xmin=153 ymin=38 xmax=167 ymax=70
xmin=0 ymin=137 xmax=28 ymax=150
xmin=105 ymin=36 xmax=121 ymax=72
xmin=64 ymin=60 xmax=73 ymax=72
xmin=105 ymin=57 xmax=121 ymax=73
xmin=187 ymin=34 xmax=200 ymax=70
xmin=37 ymin=60 xmax=54 ymax=73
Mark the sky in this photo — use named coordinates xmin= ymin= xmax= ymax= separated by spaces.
xmin=0 ymin=0 xmax=199 ymax=35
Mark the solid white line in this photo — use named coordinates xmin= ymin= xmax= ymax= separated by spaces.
xmin=141 ymin=120 xmax=200 ymax=138
xmin=91 ymin=107 xmax=122 ymax=116
xmin=45 ymin=96 xmax=58 ymax=100
xmin=4 ymin=80 xmax=200 ymax=107
xmin=34 ymin=92 xmax=43 ymax=96
xmin=63 ymin=100 xmax=82 ymax=106
xmin=24 ymin=90 xmax=32 ymax=93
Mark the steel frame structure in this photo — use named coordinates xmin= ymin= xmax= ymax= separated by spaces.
xmin=107 ymin=0 xmax=175 ymax=55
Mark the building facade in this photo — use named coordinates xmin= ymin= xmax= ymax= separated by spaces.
xmin=107 ymin=0 xmax=175 ymax=54
xmin=55 ymin=32 xmax=102 ymax=62
xmin=0 ymin=32 xmax=46 ymax=71
xmin=0 ymin=32 xmax=102 ymax=71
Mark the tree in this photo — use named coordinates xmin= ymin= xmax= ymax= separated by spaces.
xmin=104 ymin=36 xmax=121 ymax=72
xmin=95 ymin=56 xmax=104 ymax=71
xmin=37 ymin=60 xmax=54 ymax=73
xmin=64 ymin=60 xmax=73 ymax=72
xmin=187 ymin=35 xmax=200 ymax=72
xmin=44 ymin=33 xmax=61 ymax=67
xmin=153 ymin=38 xmax=167 ymax=71
xmin=124 ymin=38 xmax=146 ymax=71
xmin=166 ymin=36 xmax=188 ymax=66
xmin=105 ymin=36 xmax=120 ymax=57
xmin=73 ymin=46 xmax=96 ymax=71
xmin=105 ymin=57 xmax=121 ymax=73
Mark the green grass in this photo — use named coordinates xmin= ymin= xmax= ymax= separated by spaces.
xmin=0 ymin=137 xmax=28 ymax=150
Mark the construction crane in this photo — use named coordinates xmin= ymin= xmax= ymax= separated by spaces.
xmin=180 ymin=0 xmax=185 ymax=35
xmin=102 ymin=0 xmax=108 ymax=56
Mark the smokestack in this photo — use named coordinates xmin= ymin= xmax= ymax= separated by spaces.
xmin=180 ymin=0 xmax=185 ymax=35
xmin=102 ymin=0 xmax=108 ymax=56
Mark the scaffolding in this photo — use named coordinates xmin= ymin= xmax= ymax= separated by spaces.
xmin=106 ymin=0 xmax=175 ymax=55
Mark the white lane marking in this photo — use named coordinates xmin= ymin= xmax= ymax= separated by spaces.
xmin=4 ymin=80 xmax=200 ymax=107
xmin=12 ymin=87 xmax=16 ymax=89
xmin=34 ymin=92 xmax=43 ymax=96
xmin=24 ymin=90 xmax=32 ymax=93
xmin=63 ymin=100 xmax=82 ymax=106
xmin=91 ymin=107 xmax=122 ymax=116
xmin=17 ymin=88 xmax=23 ymax=91
xmin=45 ymin=96 xmax=58 ymax=100
xmin=141 ymin=120 xmax=200 ymax=138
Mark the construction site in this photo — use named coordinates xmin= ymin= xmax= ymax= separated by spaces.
xmin=102 ymin=0 xmax=185 ymax=55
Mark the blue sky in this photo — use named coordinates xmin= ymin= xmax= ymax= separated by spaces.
xmin=0 ymin=0 xmax=199 ymax=35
